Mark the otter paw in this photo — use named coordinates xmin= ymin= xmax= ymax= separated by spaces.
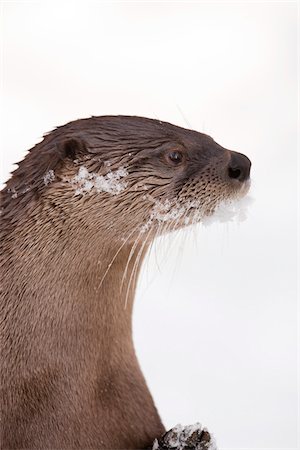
xmin=152 ymin=423 xmax=217 ymax=450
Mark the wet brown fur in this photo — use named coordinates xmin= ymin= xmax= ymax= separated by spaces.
xmin=0 ymin=116 xmax=250 ymax=449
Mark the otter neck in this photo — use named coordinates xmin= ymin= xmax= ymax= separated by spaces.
xmin=62 ymin=237 xmax=147 ymax=345
xmin=9 ymin=220 xmax=150 ymax=373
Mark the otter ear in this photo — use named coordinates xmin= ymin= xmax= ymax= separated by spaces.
xmin=59 ymin=137 xmax=87 ymax=160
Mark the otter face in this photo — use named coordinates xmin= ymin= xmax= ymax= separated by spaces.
xmin=2 ymin=116 xmax=251 ymax=242
xmin=52 ymin=116 xmax=251 ymax=239
xmin=125 ymin=133 xmax=251 ymax=233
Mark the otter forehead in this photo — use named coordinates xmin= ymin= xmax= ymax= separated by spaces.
xmin=56 ymin=115 xmax=216 ymax=153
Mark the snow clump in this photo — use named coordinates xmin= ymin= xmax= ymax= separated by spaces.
xmin=71 ymin=166 xmax=128 ymax=196
xmin=152 ymin=423 xmax=218 ymax=450
xmin=202 ymin=195 xmax=253 ymax=226
xmin=43 ymin=170 xmax=55 ymax=186
xmin=141 ymin=194 xmax=253 ymax=232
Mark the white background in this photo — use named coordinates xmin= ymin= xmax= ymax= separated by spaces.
xmin=0 ymin=2 xmax=298 ymax=449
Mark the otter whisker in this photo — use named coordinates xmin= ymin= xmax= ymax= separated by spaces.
xmin=176 ymin=104 xmax=192 ymax=129
xmin=96 ymin=227 xmax=137 ymax=292
xmin=120 ymin=229 xmax=144 ymax=292
xmin=166 ymin=218 xmax=185 ymax=283
xmin=165 ymin=215 xmax=184 ymax=266
xmin=150 ymin=219 xmax=177 ymax=277
xmin=136 ymin=222 xmax=165 ymax=300
xmin=124 ymin=227 xmax=152 ymax=309
xmin=153 ymin=221 xmax=167 ymax=273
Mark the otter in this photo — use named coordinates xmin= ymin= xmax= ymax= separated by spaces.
xmin=0 ymin=116 xmax=251 ymax=449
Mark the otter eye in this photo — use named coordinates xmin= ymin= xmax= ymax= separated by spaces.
xmin=167 ymin=151 xmax=184 ymax=165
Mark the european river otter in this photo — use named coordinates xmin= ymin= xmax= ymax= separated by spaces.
xmin=0 ymin=116 xmax=251 ymax=449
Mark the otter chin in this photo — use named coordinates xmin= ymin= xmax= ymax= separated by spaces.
xmin=0 ymin=116 xmax=251 ymax=449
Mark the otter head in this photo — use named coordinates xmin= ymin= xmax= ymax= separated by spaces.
xmin=2 ymin=116 xmax=251 ymax=245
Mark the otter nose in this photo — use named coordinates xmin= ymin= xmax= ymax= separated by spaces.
xmin=227 ymin=151 xmax=251 ymax=182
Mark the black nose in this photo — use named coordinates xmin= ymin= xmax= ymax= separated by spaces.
xmin=227 ymin=151 xmax=251 ymax=182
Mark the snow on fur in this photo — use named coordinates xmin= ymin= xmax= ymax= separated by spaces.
xmin=202 ymin=195 xmax=254 ymax=226
xmin=71 ymin=166 xmax=128 ymax=196
xmin=141 ymin=194 xmax=253 ymax=232
xmin=152 ymin=423 xmax=218 ymax=450
xmin=43 ymin=169 xmax=55 ymax=186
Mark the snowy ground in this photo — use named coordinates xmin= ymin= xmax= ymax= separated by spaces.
xmin=1 ymin=3 xmax=297 ymax=449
